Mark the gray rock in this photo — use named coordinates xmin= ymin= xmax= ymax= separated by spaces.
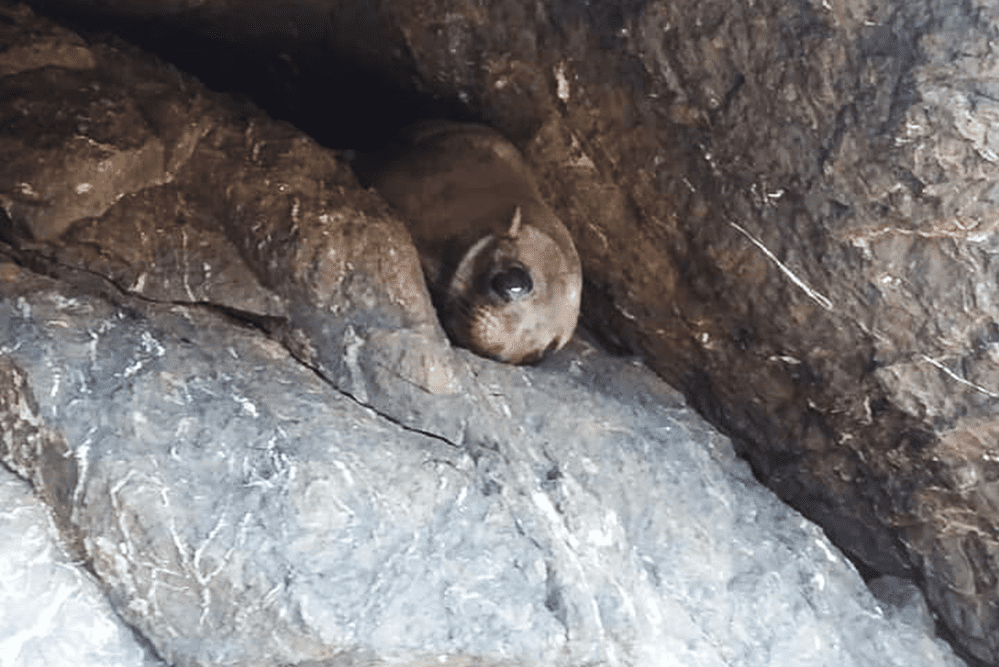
xmin=0 ymin=465 xmax=163 ymax=667
xmin=869 ymin=575 xmax=937 ymax=637
xmin=0 ymin=250 xmax=967 ymax=666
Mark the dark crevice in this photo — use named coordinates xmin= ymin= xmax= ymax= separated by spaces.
xmin=24 ymin=1 xmax=477 ymax=152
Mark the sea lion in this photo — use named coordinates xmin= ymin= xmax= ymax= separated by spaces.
xmin=353 ymin=121 xmax=582 ymax=364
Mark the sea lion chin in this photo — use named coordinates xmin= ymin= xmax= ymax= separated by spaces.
xmin=354 ymin=121 xmax=582 ymax=364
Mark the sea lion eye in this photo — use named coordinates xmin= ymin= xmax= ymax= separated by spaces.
xmin=490 ymin=265 xmax=533 ymax=301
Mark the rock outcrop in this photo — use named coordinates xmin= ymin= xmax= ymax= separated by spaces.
xmin=0 ymin=238 xmax=965 ymax=666
xmin=2 ymin=0 xmax=998 ymax=664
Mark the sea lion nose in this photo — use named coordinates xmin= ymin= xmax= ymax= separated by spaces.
xmin=490 ymin=265 xmax=533 ymax=302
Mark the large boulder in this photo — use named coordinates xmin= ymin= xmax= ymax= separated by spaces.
xmin=0 ymin=0 xmax=995 ymax=664
xmin=0 ymin=239 xmax=966 ymax=666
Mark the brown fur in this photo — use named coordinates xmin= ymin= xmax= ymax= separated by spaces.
xmin=354 ymin=121 xmax=582 ymax=364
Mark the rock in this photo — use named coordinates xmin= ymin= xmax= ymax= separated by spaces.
xmin=0 ymin=0 xmax=461 ymax=422
xmin=0 ymin=248 xmax=968 ymax=666
xmin=0 ymin=2 xmax=204 ymax=242
xmin=21 ymin=185 xmax=287 ymax=317
xmin=869 ymin=575 xmax=937 ymax=637
xmin=181 ymin=114 xmax=466 ymax=405
xmin=0 ymin=465 xmax=163 ymax=667
xmin=48 ymin=0 xmax=993 ymax=660
xmin=0 ymin=1 xmax=991 ymax=663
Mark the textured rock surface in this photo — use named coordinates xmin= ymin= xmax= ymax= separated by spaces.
xmin=19 ymin=0 xmax=997 ymax=661
xmin=0 ymin=0 xmax=994 ymax=663
xmin=0 ymin=248 xmax=968 ymax=666
xmin=0 ymin=466 xmax=163 ymax=667
xmin=0 ymin=0 xmax=461 ymax=424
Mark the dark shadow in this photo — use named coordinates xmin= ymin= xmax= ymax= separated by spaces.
xmin=25 ymin=1 xmax=476 ymax=151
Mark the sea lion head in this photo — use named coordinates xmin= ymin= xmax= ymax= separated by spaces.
xmin=441 ymin=205 xmax=582 ymax=364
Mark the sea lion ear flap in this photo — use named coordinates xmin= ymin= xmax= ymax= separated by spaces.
xmin=507 ymin=206 xmax=522 ymax=238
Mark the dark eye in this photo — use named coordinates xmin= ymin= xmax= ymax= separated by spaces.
xmin=490 ymin=265 xmax=533 ymax=301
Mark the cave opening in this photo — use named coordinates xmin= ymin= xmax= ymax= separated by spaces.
xmin=27 ymin=1 xmax=477 ymax=152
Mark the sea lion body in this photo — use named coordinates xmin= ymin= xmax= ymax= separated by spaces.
xmin=355 ymin=122 xmax=582 ymax=364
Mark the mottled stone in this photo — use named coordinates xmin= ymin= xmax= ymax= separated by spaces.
xmin=0 ymin=251 xmax=967 ymax=667
xmin=0 ymin=465 xmax=161 ymax=667
xmin=0 ymin=0 xmax=460 ymax=412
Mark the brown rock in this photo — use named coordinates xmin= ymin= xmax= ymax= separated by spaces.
xmin=0 ymin=1 xmax=461 ymax=410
